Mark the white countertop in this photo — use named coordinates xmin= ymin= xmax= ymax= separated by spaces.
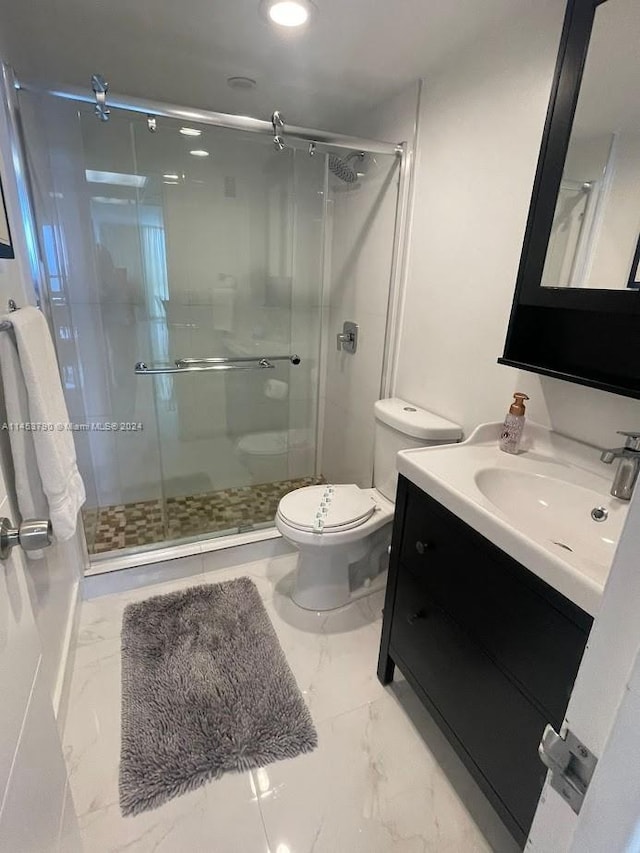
xmin=396 ymin=422 xmax=628 ymax=616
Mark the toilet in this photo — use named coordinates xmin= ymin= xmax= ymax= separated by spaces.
xmin=275 ymin=398 xmax=463 ymax=610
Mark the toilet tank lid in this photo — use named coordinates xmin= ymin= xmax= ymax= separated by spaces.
xmin=374 ymin=398 xmax=463 ymax=441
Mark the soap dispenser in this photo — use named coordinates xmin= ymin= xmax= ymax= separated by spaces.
xmin=499 ymin=393 xmax=530 ymax=454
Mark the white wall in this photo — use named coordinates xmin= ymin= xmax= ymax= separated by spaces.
xmin=394 ymin=0 xmax=640 ymax=449
xmin=321 ymin=83 xmax=420 ymax=487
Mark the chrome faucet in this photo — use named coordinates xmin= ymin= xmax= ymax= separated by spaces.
xmin=600 ymin=431 xmax=640 ymax=501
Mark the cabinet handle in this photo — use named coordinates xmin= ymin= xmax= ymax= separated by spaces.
xmin=415 ymin=540 xmax=430 ymax=555
xmin=407 ymin=609 xmax=427 ymax=625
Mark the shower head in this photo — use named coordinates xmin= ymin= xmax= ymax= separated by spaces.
xmin=328 ymin=151 xmax=366 ymax=183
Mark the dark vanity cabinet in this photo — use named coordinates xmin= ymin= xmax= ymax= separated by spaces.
xmin=378 ymin=476 xmax=593 ymax=846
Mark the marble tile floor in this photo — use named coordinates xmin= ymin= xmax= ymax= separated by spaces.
xmin=65 ymin=551 xmax=521 ymax=853
xmin=82 ymin=477 xmax=324 ymax=555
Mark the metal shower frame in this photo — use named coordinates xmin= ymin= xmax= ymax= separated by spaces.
xmin=17 ymin=77 xmax=403 ymax=157
xmin=11 ymin=71 xmax=414 ymax=400
xmin=2 ymin=66 xmax=417 ymax=570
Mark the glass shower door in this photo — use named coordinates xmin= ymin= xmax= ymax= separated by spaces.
xmin=27 ymin=98 xmax=326 ymax=555
xmin=127 ymin=118 xmax=326 ymax=544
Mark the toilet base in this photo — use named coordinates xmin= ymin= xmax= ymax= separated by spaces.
xmin=289 ymin=524 xmax=392 ymax=611
xmin=291 ymin=549 xmax=355 ymax=611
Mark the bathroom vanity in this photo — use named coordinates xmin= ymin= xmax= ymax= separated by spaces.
xmin=377 ymin=423 xmax=624 ymax=846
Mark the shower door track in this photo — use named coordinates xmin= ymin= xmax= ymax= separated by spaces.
xmin=86 ymin=526 xmax=290 ymax=578
xmin=15 ymin=78 xmax=404 ymax=158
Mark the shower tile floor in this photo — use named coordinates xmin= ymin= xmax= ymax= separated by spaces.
xmin=64 ymin=551 xmax=521 ymax=852
xmin=83 ymin=477 xmax=323 ymax=554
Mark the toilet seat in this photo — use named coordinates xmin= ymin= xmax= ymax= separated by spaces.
xmin=277 ymin=484 xmax=376 ymax=533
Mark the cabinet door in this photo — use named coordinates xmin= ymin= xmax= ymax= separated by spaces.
xmin=399 ymin=482 xmax=591 ymax=724
xmin=390 ymin=569 xmax=548 ymax=839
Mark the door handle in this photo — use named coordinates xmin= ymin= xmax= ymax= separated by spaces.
xmin=0 ymin=518 xmax=53 ymax=559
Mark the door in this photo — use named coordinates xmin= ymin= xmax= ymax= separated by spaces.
xmin=527 ymin=487 xmax=640 ymax=851
xmin=0 ymin=69 xmax=82 ymax=851
xmin=0 ymin=537 xmax=81 ymax=853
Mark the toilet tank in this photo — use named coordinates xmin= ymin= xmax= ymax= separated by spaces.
xmin=373 ymin=398 xmax=463 ymax=501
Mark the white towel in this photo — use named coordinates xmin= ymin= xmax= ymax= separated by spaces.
xmin=0 ymin=306 xmax=85 ymax=545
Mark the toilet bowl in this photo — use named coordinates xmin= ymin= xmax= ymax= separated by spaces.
xmin=276 ymin=484 xmax=394 ymax=610
xmin=276 ymin=398 xmax=463 ymax=610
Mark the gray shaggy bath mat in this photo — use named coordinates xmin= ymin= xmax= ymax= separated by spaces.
xmin=119 ymin=576 xmax=317 ymax=816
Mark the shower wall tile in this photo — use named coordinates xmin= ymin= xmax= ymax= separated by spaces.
xmin=325 ymin=308 xmax=386 ymax=409
xmin=50 ymin=303 xmax=87 ymax=421
xmin=156 ymin=434 xmax=247 ymax=498
xmin=292 ymin=152 xmax=326 ymax=311
xmin=288 ymin=363 xmax=318 ymax=407
xmin=63 ymin=304 xmax=113 ymax=420
xmin=329 ymin=188 xmax=399 ymax=319
xmin=287 ymin=446 xmax=317 ymax=480
xmin=319 ymin=86 xmax=418 ymax=486
xmin=321 ymin=398 xmax=375 ymax=488
xmin=72 ymin=431 xmax=98 ymax=509
xmin=115 ymin=427 xmax=164 ymax=505
xmin=287 ymin=397 xmax=317 ymax=432
xmin=85 ymin=422 xmax=121 ymax=508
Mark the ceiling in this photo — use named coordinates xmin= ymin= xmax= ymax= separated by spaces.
xmin=0 ymin=0 xmax=532 ymax=134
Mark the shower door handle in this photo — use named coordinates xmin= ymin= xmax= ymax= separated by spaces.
xmin=175 ymin=355 xmax=301 ymax=366
xmin=135 ymin=360 xmax=276 ymax=375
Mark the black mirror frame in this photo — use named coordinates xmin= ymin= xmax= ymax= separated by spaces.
xmin=499 ymin=0 xmax=640 ymax=400
xmin=0 ymin=176 xmax=14 ymax=260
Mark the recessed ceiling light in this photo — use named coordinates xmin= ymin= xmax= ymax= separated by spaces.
xmin=163 ymin=180 xmax=179 ymax=185
xmin=180 ymin=127 xmax=202 ymax=137
xmin=263 ymin=0 xmax=313 ymax=28
xmin=190 ymin=150 xmax=210 ymax=157
xmin=163 ymin=173 xmax=180 ymax=180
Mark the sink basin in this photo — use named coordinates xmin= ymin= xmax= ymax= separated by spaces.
xmin=474 ymin=467 xmax=622 ymax=574
xmin=396 ymin=421 xmax=629 ymax=616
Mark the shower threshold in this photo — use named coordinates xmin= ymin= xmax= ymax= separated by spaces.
xmin=86 ymin=525 xmax=290 ymax=577
xmin=83 ymin=476 xmax=322 ymax=574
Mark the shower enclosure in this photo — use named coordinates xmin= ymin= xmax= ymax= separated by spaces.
xmin=14 ymin=76 xmax=407 ymax=565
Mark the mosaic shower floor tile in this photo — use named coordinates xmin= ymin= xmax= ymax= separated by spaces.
xmin=83 ymin=477 xmax=323 ymax=555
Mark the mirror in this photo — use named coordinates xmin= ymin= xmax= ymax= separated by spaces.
xmin=542 ymin=0 xmax=640 ymax=290
xmin=501 ymin=0 xmax=640 ymax=399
